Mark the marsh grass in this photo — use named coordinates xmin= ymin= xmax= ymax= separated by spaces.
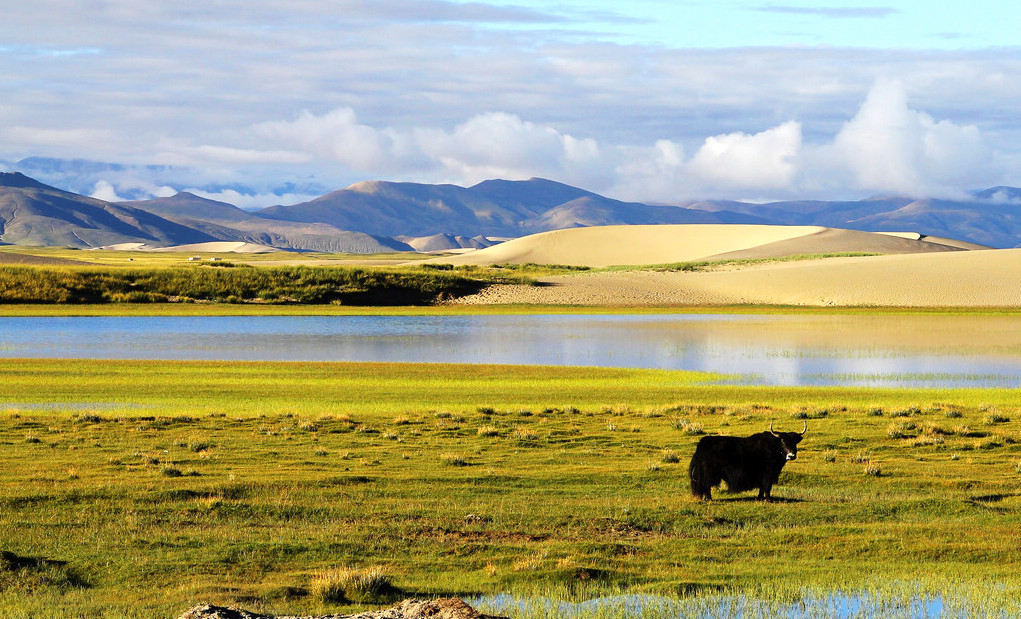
xmin=1 ymin=360 xmax=1021 ymax=616
xmin=0 ymin=264 xmax=484 ymax=305
xmin=309 ymin=566 xmax=396 ymax=604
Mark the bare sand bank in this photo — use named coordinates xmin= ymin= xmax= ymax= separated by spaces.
xmin=453 ymin=249 xmax=1021 ymax=307
xmin=429 ymin=224 xmax=985 ymax=268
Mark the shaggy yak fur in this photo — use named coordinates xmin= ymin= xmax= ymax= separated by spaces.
xmin=689 ymin=421 xmax=806 ymax=500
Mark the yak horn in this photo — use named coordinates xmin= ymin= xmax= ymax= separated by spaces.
xmin=768 ymin=421 xmax=779 ymax=436
xmin=801 ymin=420 xmax=808 ymax=436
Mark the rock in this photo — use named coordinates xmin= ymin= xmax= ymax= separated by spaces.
xmin=177 ymin=598 xmax=509 ymax=619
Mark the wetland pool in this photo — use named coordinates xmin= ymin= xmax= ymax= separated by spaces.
xmin=471 ymin=589 xmax=1015 ymax=619
xmin=2 ymin=313 xmax=1019 ymax=387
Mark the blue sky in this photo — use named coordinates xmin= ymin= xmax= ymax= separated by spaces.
xmin=1 ymin=1 xmax=1019 ymax=206
xmin=504 ymin=0 xmax=1011 ymax=48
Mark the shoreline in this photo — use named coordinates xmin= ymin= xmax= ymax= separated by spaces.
xmin=1 ymin=302 xmax=1021 ymax=316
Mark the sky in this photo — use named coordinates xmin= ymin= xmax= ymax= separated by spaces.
xmin=2 ymin=1 xmax=1021 ymax=207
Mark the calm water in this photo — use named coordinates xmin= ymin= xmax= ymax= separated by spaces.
xmin=472 ymin=591 xmax=962 ymax=619
xmin=1 ymin=314 xmax=1020 ymax=387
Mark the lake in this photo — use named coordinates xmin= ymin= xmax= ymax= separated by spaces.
xmin=1 ymin=313 xmax=1020 ymax=387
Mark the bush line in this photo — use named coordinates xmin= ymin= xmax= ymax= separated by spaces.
xmin=0 ymin=265 xmax=485 ymax=305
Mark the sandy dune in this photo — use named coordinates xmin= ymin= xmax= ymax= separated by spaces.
xmin=427 ymin=224 xmax=983 ymax=268
xmin=454 ymin=249 xmax=1021 ymax=307
xmin=434 ymin=224 xmax=1017 ymax=307
xmin=148 ymin=242 xmax=279 ymax=253
xmin=96 ymin=241 xmax=279 ymax=253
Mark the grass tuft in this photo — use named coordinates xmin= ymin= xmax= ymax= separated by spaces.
xmin=309 ymin=565 xmax=395 ymax=604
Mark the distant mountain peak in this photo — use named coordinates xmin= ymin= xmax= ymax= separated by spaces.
xmin=0 ymin=171 xmax=54 ymax=190
xmin=345 ymin=180 xmax=385 ymax=193
xmin=973 ymin=186 xmax=1021 ymax=202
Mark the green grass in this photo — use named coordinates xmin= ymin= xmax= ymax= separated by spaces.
xmin=1 ymin=360 xmax=1021 ymax=617
xmin=0 ymin=264 xmax=484 ymax=305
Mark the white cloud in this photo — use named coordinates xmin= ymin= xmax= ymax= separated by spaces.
xmin=825 ymin=78 xmax=990 ymax=195
xmin=255 ymin=108 xmax=400 ymax=170
xmin=254 ymin=108 xmax=610 ymax=188
xmin=687 ymin=121 xmax=802 ymax=190
xmin=184 ymin=145 xmax=312 ymax=166
xmin=186 ymin=188 xmax=322 ymax=210
xmin=90 ymin=180 xmax=125 ymax=202
xmin=181 ymin=82 xmax=999 ymax=204
xmin=6 ymin=66 xmax=1006 ymax=207
xmin=418 ymin=112 xmax=607 ymax=185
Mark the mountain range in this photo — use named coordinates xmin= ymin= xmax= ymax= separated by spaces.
xmin=1 ymin=171 xmax=1020 ymax=251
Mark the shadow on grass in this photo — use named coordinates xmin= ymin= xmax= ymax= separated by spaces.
xmin=712 ymin=495 xmax=806 ymax=503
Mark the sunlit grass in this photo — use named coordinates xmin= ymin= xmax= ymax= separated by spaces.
xmin=0 ymin=359 xmax=1020 ymax=616
xmin=0 ymin=264 xmax=484 ymax=305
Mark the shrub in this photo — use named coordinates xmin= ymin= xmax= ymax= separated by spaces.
xmin=672 ymin=418 xmax=704 ymax=435
xmin=974 ymin=438 xmax=1002 ymax=450
xmin=887 ymin=421 xmax=916 ymax=439
xmin=309 ymin=565 xmax=395 ymax=603
xmin=440 ymin=453 xmax=469 ymax=467
xmin=850 ymin=451 xmax=871 ymax=464
xmin=910 ymin=433 xmax=944 ymax=447
xmin=661 ymin=450 xmax=681 ymax=464
xmin=477 ymin=425 xmax=499 ymax=437
xmin=0 ymin=264 xmax=485 ymax=305
xmin=512 ymin=426 xmax=539 ymax=442
xmin=188 ymin=440 xmax=213 ymax=453
xmin=73 ymin=413 xmax=105 ymax=424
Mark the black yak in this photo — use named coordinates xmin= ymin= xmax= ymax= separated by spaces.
xmin=689 ymin=421 xmax=806 ymax=500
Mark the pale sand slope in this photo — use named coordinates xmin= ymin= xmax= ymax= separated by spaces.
xmin=149 ymin=242 xmax=279 ymax=253
xmin=427 ymin=225 xmax=979 ymax=268
xmin=454 ymin=249 xmax=1021 ymax=307
xmin=97 ymin=241 xmax=279 ymax=253
xmin=427 ymin=225 xmax=821 ymax=267
xmin=703 ymin=228 xmax=983 ymax=261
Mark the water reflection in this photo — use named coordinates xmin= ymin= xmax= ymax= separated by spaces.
xmin=1 ymin=314 xmax=1020 ymax=388
xmin=473 ymin=592 xmax=952 ymax=619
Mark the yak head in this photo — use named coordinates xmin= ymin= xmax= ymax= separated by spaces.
xmin=769 ymin=420 xmax=807 ymax=461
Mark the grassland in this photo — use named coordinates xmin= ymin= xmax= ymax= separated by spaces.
xmin=2 ymin=360 xmax=1021 ymax=617
xmin=0 ymin=264 xmax=491 ymax=305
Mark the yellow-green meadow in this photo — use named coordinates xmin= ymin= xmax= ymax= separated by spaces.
xmin=2 ymin=359 xmax=1020 ymax=617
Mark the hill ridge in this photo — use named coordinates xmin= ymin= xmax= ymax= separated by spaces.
xmin=2 ymin=172 xmax=1020 ymax=250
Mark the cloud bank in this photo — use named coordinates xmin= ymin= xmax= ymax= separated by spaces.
xmin=2 ymin=1 xmax=1018 ymax=206
xmin=216 ymin=79 xmax=992 ymax=203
